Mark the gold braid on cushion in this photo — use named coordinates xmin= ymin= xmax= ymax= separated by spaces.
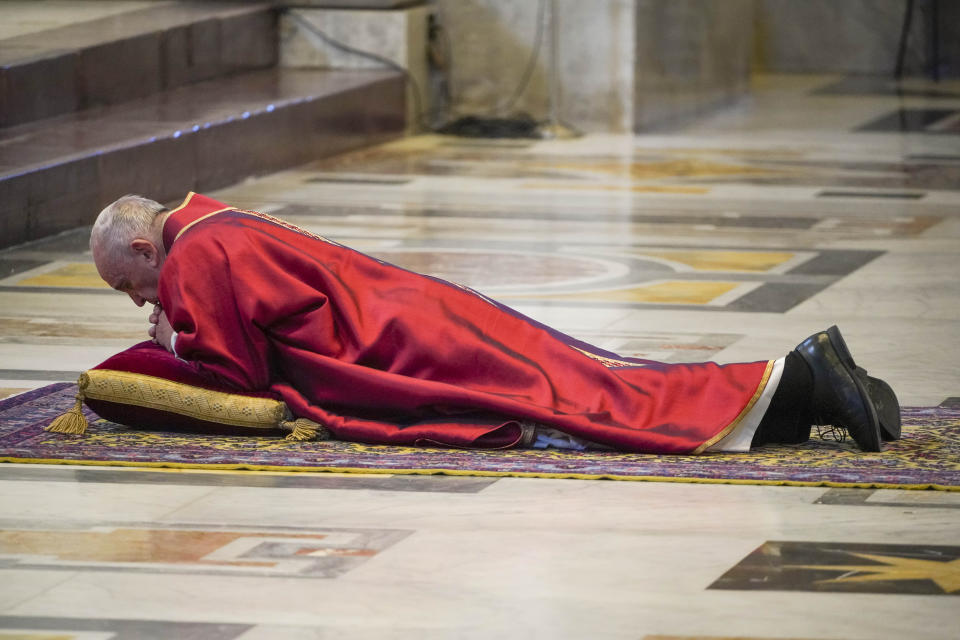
xmin=45 ymin=369 xmax=329 ymax=441
xmin=45 ymin=372 xmax=91 ymax=435
xmin=280 ymin=417 xmax=330 ymax=442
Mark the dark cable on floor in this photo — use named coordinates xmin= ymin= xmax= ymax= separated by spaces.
xmin=434 ymin=0 xmax=547 ymax=138
xmin=282 ymin=8 xmax=436 ymax=131
xmin=495 ymin=0 xmax=547 ymax=116
xmin=428 ymin=9 xmax=455 ymax=120
xmin=283 ymin=3 xmax=551 ymax=138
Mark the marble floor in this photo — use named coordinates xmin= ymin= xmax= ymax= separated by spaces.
xmin=1 ymin=74 xmax=960 ymax=638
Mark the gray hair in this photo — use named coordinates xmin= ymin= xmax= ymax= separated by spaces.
xmin=90 ymin=195 xmax=167 ymax=257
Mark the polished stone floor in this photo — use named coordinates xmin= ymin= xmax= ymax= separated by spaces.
xmin=1 ymin=74 xmax=960 ymax=638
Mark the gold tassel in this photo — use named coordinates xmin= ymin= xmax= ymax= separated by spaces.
xmin=45 ymin=373 xmax=90 ymax=435
xmin=280 ymin=417 xmax=328 ymax=442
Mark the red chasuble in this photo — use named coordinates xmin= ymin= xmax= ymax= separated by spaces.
xmin=159 ymin=192 xmax=773 ymax=454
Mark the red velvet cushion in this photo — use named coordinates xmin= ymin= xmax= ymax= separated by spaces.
xmin=84 ymin=341 xmax=284 ymax=436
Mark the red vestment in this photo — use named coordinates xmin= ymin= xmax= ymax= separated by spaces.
xmin=159 ymin=192 xmax=773 ymax=453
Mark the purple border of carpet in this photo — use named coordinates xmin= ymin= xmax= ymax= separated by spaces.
xmin=2 ymin=383 xmax=958 ymax=488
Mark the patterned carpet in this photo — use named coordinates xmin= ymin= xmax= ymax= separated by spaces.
xmin=2 ymin=383 xmax=958 ymax=490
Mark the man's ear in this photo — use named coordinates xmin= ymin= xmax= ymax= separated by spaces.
xmin=130 ymin=239 xmax=159 ymax=266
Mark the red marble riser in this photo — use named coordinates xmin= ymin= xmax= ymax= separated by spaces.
xmin=0 ymin=2 xmax=277 ymax=128
xmin=0 ymin=69 xmax=405 ymax=250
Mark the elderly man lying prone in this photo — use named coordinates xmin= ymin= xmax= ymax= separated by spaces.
xmin=80 ymin=192 xmax=900 ymax=454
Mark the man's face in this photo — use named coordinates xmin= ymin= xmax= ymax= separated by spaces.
xmin=94 ymin=240 xmax=163 ymax=307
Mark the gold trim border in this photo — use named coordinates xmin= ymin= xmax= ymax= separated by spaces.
xmin=693 ymin=359 xmax=775 ymax=454
xmin=166 ymin=191 xmax=198 ymax=216
xmin=85 ymin=369 xmax=285 ymax=430
xmin=173 ymin=207 xmax=235 ymax=243
xmin=1 ymin=457 xmax=956 ymax=491
xmin=164 ymin=191 xmax=236 ymax=243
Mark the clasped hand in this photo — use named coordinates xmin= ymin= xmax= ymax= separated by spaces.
xmin=148 ymin=303 xmax=174 ymax=353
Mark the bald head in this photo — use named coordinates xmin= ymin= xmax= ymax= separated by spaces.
xmin=91 ymin=195 xmax=169 ymax=307
xmin=90 ymin=195 xmax=167 ymax=257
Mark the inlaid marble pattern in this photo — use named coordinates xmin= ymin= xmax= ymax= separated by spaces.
xmin=711 ymin=541 xmax=960 ymax=595
xmin=0 ymin=523 xmax=410 ymax=578
xmin=296 ymin=135 xmax=960 ymax=191
xmin=2 ymin=72 xmax=960 ymax=639
xmin=0 ymin=244 xmax=880 ymax=313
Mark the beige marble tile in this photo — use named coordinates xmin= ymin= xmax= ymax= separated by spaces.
xmin=0 ymin=291 xmax=147 ymax=324
xmin=0 ymin=343 xmax=134 ymax=373
xmin=0 ymin=480 xmax=218 ymax=523
xmin=0 ymin=569 xmax=77 ymax=613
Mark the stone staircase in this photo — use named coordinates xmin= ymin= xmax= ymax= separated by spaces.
xmin=0 ymin=1 xmax=406 ymax=249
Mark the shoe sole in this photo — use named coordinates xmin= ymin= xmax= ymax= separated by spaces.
xmin=825 ymin=325 xmax=882 ymax=451
xmin=856 ymin=367 xmax=901 ymax=441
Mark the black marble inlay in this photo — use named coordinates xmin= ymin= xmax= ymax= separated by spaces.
xmin=815 ymin=488 xmax=879 ymax=505
xmin=0 ymin=285 xmax=116 ymax=295
xmin=0 ymin=258 xmax=46 ymax=279
xmin=856 ymin=109 xmax=960 ymax=134
xmin=905 ymin=154 xmax=960 ymax=162
xmin=711 ymin=540 xmax=960 ymax=595
xmin=304 ymin=175 xmax=411 ymax=185
xmin=725 ymin=282 xmax=827 ymax=314
xmin=786 ymin=249 xmax=883 ymax=276
xmin=0 ymin=464 xmax=498 ymax=493
xmin=0 ymin=617 xmax=251 ymax=639
xmin=816 ymin=488 xmax=960 ymax=509
xmin=817 ymin=190 xmax=926 ymax=200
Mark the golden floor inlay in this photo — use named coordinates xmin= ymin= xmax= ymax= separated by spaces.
xmin=0 ymin=525 xmax=410 ymax=578
xmin=711 ymin=541 xmax=960 ymax=595
xmin=504 ymin=281 xmax=746 ymax=305
xmin=13 ymin=263 xmax=107 ymax=289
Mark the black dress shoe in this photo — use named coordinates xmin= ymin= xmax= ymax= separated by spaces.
xmin=856 ymin=367 xmax=901 ymax=441
xmin=794 ymin=326 xmax=882 ymax=452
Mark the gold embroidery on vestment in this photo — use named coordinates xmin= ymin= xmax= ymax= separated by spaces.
xmin=173 ymin=207 xmax=236 ymax=242
xmin=234 ymin=208 xmax=339 ymax=246
xmin=572 ymin=346 xmax=642 ymax=368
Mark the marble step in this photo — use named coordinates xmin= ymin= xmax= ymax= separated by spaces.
xmin=0 ymin=1 xmax=278 ymax=128
xmin=0 ymin=67 xmax=405 ymax=249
